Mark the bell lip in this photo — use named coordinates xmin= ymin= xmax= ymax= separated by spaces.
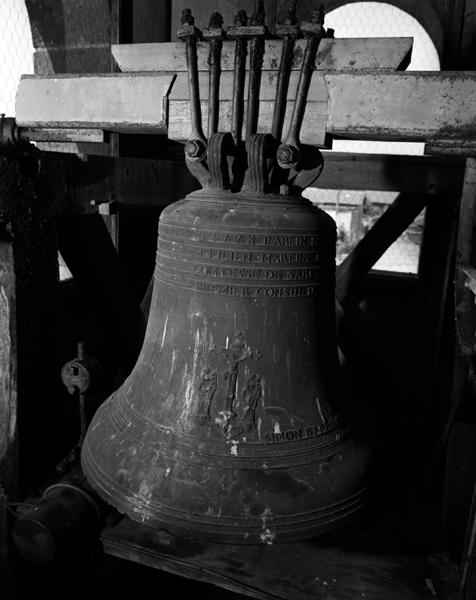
xmin=81 ymin=436 xmax=370 ymax=545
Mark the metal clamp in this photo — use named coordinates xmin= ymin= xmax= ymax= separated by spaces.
xmin=278 ymin=4 xmax=326 ymax=170
xmin=58 ymin=342 xmax=101 ymax=473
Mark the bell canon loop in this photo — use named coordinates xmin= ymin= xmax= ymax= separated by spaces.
xmin=81 ymin=3 xmax=374 ymax=545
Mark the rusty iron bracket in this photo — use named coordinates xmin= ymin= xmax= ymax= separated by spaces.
xmin=178 ymin=8 xmax=210 ymax=188
xmin=272 ymin=0 xmax=300 ymax=143
xmin=176 ymin=3 xmax=327 ymax=197
xmin=227 ymin=10 xmax=248 ymax=145
xmin=245 ymin=1 xmax=267 ymax=141
xmin=203 ymin=12 xmax=226 ymax=139
xmin=277 ymin=4 xmax=326 ymax=172
xmin=58 ymin=341 xmax=102 ymax=474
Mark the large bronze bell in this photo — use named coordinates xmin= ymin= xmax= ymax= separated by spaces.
xmin=81 ymin=4 xmax=373 ymax=544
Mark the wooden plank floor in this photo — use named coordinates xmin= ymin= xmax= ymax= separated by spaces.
xmin=102 ymin=516 xmax=461 ymax=600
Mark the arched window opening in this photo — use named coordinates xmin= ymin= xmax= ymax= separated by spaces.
xmin=326 ymin=1 xmax=440 ymax=156
xmin=304 ymin=2 xmax=439 ymax=275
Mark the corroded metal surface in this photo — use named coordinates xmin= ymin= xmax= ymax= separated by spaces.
xmin=82 ymin=189 xmax=373 ymax=544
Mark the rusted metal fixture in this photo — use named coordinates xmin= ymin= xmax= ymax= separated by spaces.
xmin=57 ymin=342 xmax=101 ymax=474
xmin=178 ymin=9 xmax=207 ymax=163
xmin=277 ymin=4 xmax=326 ymax=170
xmin=203 ymin=12 xmax=225 ymax=138
xmin=246 ymin=1 xmax=267 ymax=140
xmin=12 ymin=468 xmax=100 ymax=565
xmin=272 ymin=0 xmax=300 ymax=143
xmin=81 ymin=3 xmax=373 ymax=545
xmin=227 ymin=10 xmax=248 ymax=144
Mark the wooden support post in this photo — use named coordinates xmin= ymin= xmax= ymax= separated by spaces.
xmin=0 ymin=156 xmax=60 ymax=498
xmin=0 ymin=230 xmax=18 ymax=500
xmin=334 ymin=193 xmax=427 ymax=424
xmin=101 ymin=516 xmax=460 ymax=600
xmin=57 ymin=214 xmax=146 ymax=375
xmin=462 ymin=480 xmax=476 ymax=598
xmin=453 ymin=158 xmax=476 ymax=598
xmin=0 ymin=486 xmax=7 ymax=564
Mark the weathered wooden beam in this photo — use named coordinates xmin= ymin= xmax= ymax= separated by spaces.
xmin=169 ymin=98 xmax=328 ymax=145
xmin=0 ymin=157 xmax=60 ymax=497
xmin=102 ymin=516 xmax=459 ymax=600
xmin=35 ymin=142 xmax=111 ymax=156
xmin=427 ymin=158 xmax=476 ymax=488
xmin=169 ymin=71 xmax=476 ymax=144
xmin=0 ymin=234 xmax=18 ymax=500
xmin=455 ymin=158 xmax=476 ymax=353
xmin=461 ymin=475 xmax=476 ymax=598
xmin=24 ymin=128 xmax=105 ymax=143
xmin=170 ymin=70 xmax=328 ymax=101
xmin=43 ymin=153 xmax=464 ymax=214
xmin=425 ymin=139 xmax=476 ymax=157
xmin=326 ymin=71 xmax=476 ymax=142
xmin=316 ymin=152 xmax=464 ymax=195
xmin=16 ymin=73 xmax=176 ymax=132
xmin=168 ymin=69 xmax=328 ymax=144
xmin=16 ymin=68 xmax=476 ymax=146
xmin=112 ymin=38 xmax=413 ymax=73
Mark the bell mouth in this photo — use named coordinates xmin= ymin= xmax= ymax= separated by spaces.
xmin=83 ymin=430 xmax=369 ymax=545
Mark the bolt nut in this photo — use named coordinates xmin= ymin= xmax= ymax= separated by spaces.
xmin=209 ymin=11 xmax=224 ymax=29
xmin=277 ymin=144 xmax=301 ymax=169
xmin=185 ymin=139 xmax=207 ymax=162
xmin=181 ymin=8 xmax=194 ymax=26
xmin=235 ymin=10 xmax=247 ymax=27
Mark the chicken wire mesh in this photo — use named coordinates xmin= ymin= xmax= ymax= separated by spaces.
xmin=0 ymin=0 xmax=34 ymax=117
xmin=304 ymin=188 xmax=425 ymax=275
xmin=305 ymin=1 xmax=438 ymax=275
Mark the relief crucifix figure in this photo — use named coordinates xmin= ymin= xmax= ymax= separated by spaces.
xmin=212 ymin=332 xmax=262 ymax=417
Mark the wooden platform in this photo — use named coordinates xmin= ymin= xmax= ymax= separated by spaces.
xmin=101 ymin=517 xmax=461 ymax=600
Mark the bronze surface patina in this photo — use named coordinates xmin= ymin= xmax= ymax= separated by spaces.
xmin=81 ymin=2 xmax=373 ymax=544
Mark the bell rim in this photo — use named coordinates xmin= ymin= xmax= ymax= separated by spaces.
xmin=82 ymin=440 xmax=368 ymax=544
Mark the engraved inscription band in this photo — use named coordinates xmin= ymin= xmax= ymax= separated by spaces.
xmin=156 ymin=223 xmax=334 ymax=298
